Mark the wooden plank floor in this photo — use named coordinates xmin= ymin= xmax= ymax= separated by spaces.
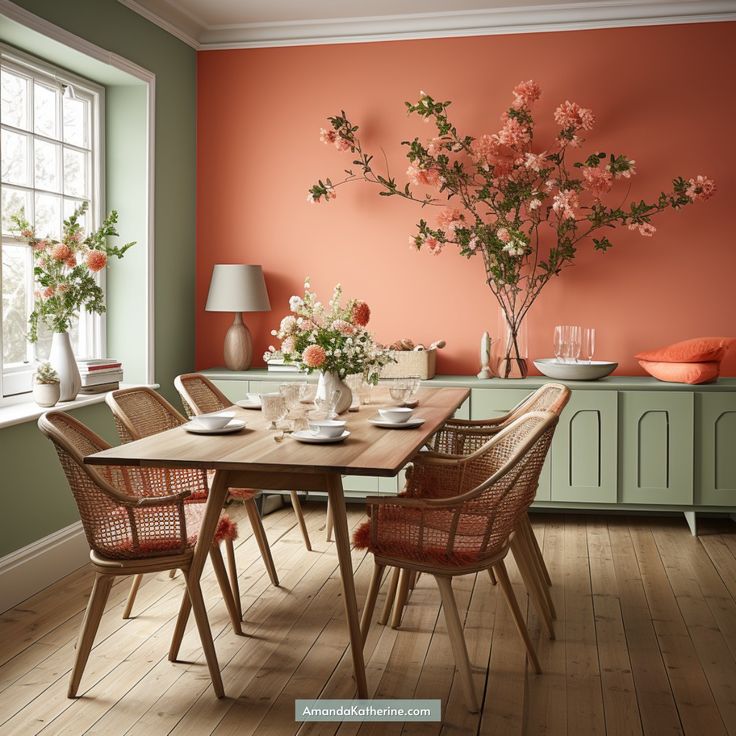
xmin=1 ymin=503 xmax=735 ymax=736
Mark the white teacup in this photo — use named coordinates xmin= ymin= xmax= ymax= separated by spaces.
xmin=309 ymin=419 xmax=346 ymax=438
xmin=378 ymin=407 xmax=414 ymax=424
xmin=192 ymin=411 xmax=235 ymax=430
xmin=246 ymin=392 xmax=263 ymax=405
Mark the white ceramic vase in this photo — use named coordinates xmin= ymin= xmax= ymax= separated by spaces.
xmin=32 ymin=381 xmax=60 ymax=408
xmin=316 ymin=370 xmax=352 ymax=415
xmin=49 ymin=332 xmax=81 ymax=401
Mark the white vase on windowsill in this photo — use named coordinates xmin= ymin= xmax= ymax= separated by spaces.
xmin=49 ymin=332 xmax=81 ymax=402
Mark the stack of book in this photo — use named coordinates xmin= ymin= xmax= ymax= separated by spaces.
xmin=266 ymin=353 xmax=300 ymax=373
xmin=78 ymin=359 xmax=123 ymax=393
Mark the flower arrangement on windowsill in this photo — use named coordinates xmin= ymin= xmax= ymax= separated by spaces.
xmin=264 ymin=279 xmax=392 ymax=385
xmin=309 ymin=80 xmax=715 ymax=377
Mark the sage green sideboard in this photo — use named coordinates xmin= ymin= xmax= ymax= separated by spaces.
xmin=202 ymin=369 xmax=736 ymax=535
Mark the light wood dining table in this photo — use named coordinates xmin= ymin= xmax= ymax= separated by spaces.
xmin=85 ymin=385 xmax=469 ymax=698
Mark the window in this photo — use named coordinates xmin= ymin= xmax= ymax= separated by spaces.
xmin=0 ymin=47 xmax=103 ymax=398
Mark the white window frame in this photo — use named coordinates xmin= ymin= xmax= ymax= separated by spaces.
xmin=0 ymin=44 xmax=105 ymax=399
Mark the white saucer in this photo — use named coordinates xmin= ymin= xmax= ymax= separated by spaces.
xmin=184 ymin=419 xmax=246 ymax=435
xmin=369 ymin=417 xmax=426 ymax=429
xmin=292 ymin=430 xmax=351 ymax=444
xmin=236 ymin=399 xmax=261 ymax=410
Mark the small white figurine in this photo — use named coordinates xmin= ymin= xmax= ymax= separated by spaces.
xmin=477 ymin=331 xmax=492 ymax=379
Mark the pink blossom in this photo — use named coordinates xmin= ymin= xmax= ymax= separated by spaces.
xmin=332 ymin=319 xmax=355 ymax=336
xmin=628 ymin=222 xmax=656 ymax=237
xmin=352 ymin=301 xmax=371 ymax=326
xmin=51 ymin=243 xmax=72 ymax=261
xmin=281 ymin=336 xmax=296 ymax=354
xmin=335 ymin=136 xmax=351 ymax=152
xmin=436 ymin=207 xmax=466 ymax=232
xmin=528 ymin=198 xmax=542 ymax=211
xmin=686 ymin=175 xmax=716 ymax=201
xmin=425 ymin=236 xmax=441 ymax=254
xmin=470 ymin=134 xmax=501 ymax=169
xmin=407 ymin=165 xmax=442 ymax=188
xmin=554 ymin=101 xmax=595 ymax=131
xmin=512 ymin=80 xmax=541 ymax=109
xmin=280 ymin=315 xmax=297 ymax=334
xmin=33 ymin=239 xmax=50 ymax=252
xmin=582 ymin=167 xmax=613 ymax=197
xmin=300 ymin=318 xmax=316 ymax=332
xmin=498 ymin=116 xmax=531 ymax=148
xmin=492 ymin=157 xmax=515 ymax=180
xmin=552 ymin=189 xmax=579 ymax=220
xmin=86 ymin=250 xmax=107 ymax=272
xmin=68 ymin=231 xmax=82 ymax=243
xmin=426 ymin=137 xmax=445 ymax=156
xmin=302 ymin=344 xmax=326 ymax=369
xmin=320 ymin=128 xmax=337 ymax=145
xmin=65 ymin=255 xmax=77 ymax=268
xmin=20 ymin=228 xmax=34 ymax=238
xmin=523 ymin=151 xmax=547 ymax=173
xmin=57 ymin=283 xmax=70 ymax=294
xmin=467 ymin=236 xmax=479 ymax=251
xmin=42 ymin=286 xmax=55 ymax=298
xmin=496 ymin=227 xmax=511 ymax=243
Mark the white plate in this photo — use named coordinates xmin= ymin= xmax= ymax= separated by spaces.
xmin=292 ymin=430 xmax=351 ymax=444
xmin=184 ymin=419 xmax=246 ymax=435
xmin=236 ymin=399 xmax=262 ymax=410
xmin=533 ymin=358 xmax=617 ymax=381
xmin=369 ymin=417 xmax=426 ymax=429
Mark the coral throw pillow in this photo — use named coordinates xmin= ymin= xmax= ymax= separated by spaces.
xmin=635 ymin=337 xmax=735 ymax=363
xmin=639 ymin=360 xmax=720 ymax=385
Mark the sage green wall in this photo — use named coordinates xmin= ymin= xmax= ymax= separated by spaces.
xmin=0 ymin=0 xmax=196 ymax=556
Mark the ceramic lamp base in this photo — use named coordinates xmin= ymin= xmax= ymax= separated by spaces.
xmin=224 ymin=313 xmax=253 ymax=371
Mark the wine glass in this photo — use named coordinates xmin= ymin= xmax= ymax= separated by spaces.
xmin=314 ymin=388 xmax=342 ymax=418
xmin=279 ymin=382 xmax=301 ymax=409
xmin=405 ymin=375 xmax=421 ymax=402
xmin=388 ymin=379 xmax=412 ymax=404
xmin=553 ymin=325 xmax=569 ymax=363
xmin=583 ymin=328 xmax=596 ymax=364
xmin=568 ymin=325 xmax=582 ymax=363
xmin=261 ymin=393 xmax=287 ymax=429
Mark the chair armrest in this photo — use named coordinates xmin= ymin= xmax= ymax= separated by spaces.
xmin=134 ymin=489 xmax=192 ymax=507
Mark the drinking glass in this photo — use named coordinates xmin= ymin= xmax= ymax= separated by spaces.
xmin=388 ymin=379 xmax=412 ymax=404
xmin=261 ymin=393 xmax=287 ymax=429
xmin=583 ymin=328 xmax=596 ymax=364
xmin=405 ymin=375 xmax=421 ymax=402
xmin=314 ymin=388 xmax=342 ymax=418
xmin=279 ymin=382 xmax=301 ymax=409
xmin=568 ymin=325 xmax=582 ymax=363
xmin=553 ymin=325 xmax=569 ymax=363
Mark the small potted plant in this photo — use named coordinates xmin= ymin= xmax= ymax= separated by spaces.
xmin=33 ymin=361 xmax=61 ymax=408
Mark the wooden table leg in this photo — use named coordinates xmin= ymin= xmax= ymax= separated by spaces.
xmin=169 ymin=469 xmax=230 ymax=697
xmin=326 ymin=473 xmax=368 ymax=698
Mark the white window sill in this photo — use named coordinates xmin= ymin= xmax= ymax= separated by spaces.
xmin=0 ymin=383 xmax=159 ymax=430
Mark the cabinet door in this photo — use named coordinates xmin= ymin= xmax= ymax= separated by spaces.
xmin=620 ymin=391 xmax=693 ymax=504
xmin=471 ymin=387 xmax=550 ymax=500
xmin=697 ymin=393 xmax=736 ymax=506
xmin=211 ymin=379 xmax=253 ymax=402
xmin=551 ymin=390 xmax=618 ymax=503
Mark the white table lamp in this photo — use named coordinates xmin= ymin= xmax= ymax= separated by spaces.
xmin=206 ymin=264 xmax=271 ymax=371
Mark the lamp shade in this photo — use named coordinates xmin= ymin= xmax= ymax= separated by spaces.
xmin=205 ymin=264 xmax=271 ymax=313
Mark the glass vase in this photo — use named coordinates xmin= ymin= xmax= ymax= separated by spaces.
xmin=494 ymin=310 xmax=529 ymax=379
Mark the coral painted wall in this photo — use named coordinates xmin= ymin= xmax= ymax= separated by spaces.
xmin=196 ymin=22 xmax=736 ymax=376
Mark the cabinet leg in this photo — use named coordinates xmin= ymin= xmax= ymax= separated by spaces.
xmin=684 ymin=511 xmax=697 ymax=537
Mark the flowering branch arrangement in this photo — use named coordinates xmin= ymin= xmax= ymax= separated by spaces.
xmin=309 ymin=81 xmax=715 ymax=376
xmin=264 ymin=279 xmax=393 ymax=382
xmin=11 ymin=202 xmax=135 ymax=341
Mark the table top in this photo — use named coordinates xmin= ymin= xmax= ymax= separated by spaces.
xmin=85 ymin=386 xmax=469 ymax=477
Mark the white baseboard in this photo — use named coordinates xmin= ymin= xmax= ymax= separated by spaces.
xmin=0 ymin=522 xmax=89 ymax=614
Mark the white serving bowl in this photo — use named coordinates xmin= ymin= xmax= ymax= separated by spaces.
xmin=533 ymin=359 xmax=617 ymax=381
xmin=309 ymin=419 xmax=347 ymax=438
xmin=192 ymin=411 xmax=235 ymax=430
xmin=378 ymin=407 xmax=414 ymax=423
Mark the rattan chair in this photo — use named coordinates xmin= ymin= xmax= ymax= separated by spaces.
xmin=174 ymin=373 xmax=315 ymax=550
xmin=355 ymin=411 xmax=558 ymax=712
xmin=105 ymin=386 xmax=277 ymax=623
xmin=381 ymin=383 xmax=571 ymax=630
xmin=38 ymin=410 xmax=233 ymax=698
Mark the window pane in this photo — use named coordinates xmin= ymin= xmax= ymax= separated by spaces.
xmin=34 ymin=82 xmax=59 ymax=139
xmin=1 ymin=187 xmax=31 ymax=236
xmin=34 ymin=192 xmax=61 ymax=239
xmin=1 ymin=70 xmax=30 ymax=130
xmin=34 ymin=317 xmax=81 ymax=362
xmin=2 ymin=244 xmax=31 ymax=366
xmin=63 ymin=96 xmax=88 ymax=147
xmin=1 ymin=129 xmax=31 ymax=186
xmin=63 ymin=198 xmax=88 ymax=231
xmin=34 ymin=138 xmax=61 ymax=192
xmin=63 ymin=147 xmax=87 ymax=197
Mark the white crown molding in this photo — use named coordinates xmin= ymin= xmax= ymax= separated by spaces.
xmin=116 ymin=0 xmax=736 ymax=50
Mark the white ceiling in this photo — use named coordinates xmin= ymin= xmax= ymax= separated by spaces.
xmin=118 ymin=0 xmax=736 ymax=49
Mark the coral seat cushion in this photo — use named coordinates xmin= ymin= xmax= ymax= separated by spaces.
xmin=638 ymin=360 xmax=720 ymax=385
xmin=635 ymin=337 xmax=735 ymax=363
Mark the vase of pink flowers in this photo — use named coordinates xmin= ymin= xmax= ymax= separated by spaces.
xmin=310 ymin=81 xmax=715 ymax=378
xmin=264 ymin=279 xmax=392 ymax=414
xmin=12 ymin=202 xmax=134 ymax=400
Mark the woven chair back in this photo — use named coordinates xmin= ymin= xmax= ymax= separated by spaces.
xmin=106 ymin=387 xmax=187 ymax=443
xmin=174 ymin=373 xmax=230 ymax=417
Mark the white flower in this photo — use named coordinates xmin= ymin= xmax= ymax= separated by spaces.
xmin=289 ymin=296 xmax=303 ymax=311
xmin=529 ymin=198 xmax=542 ymax=211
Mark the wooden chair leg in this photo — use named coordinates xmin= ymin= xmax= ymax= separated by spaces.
xmin=522 ymin=517 xmax=555 ymax=619
xmin=488 ymin=567 xmax=497 ymax=585
xmin=524 ymin=514 xmax=552 ymax=587
xmin=408 ymin=570 xmax=418 ymax=591
xmin=492 ymin=560 xmax=542 ymax=674
xmin=325 ymin=497 xmax=334 ymax=542
xmin=391 ymin=568 xmax=411 ymax=629
xmin=168 ymin=571 xmax=192 ymax=662
xmin=434 ymin=575 xmax=479 ymax=713
xmin=378 ymin=567 xmax=400 ymax=626
xmin=210 ymin=544 xmax=243 ymax=636
xmin=68 ymin=572 xmax=114 ymax=698
xmin=511 ymin=536 xmax=555 ymax=640
xmin=169 ymin=569 xmax=177 ymax=579
xmin=181 ymin=566 xmax=225 ymax=698
xmin=360 ymin=562 xmax=385 ymax=645
xmin=245 ymin=499 xmax=279 ymax=587
xmin=290 ymin=491 xmax=312 ymax=551
xmin=224 ymin=538 xmax=243 ymax=621
xmin=122 ymin=573 xmax=142 ymax=619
